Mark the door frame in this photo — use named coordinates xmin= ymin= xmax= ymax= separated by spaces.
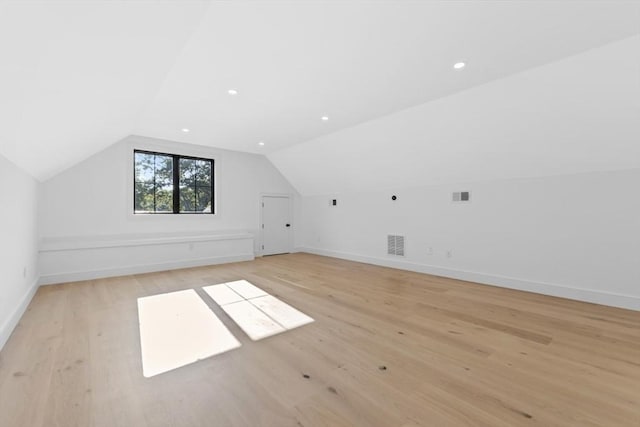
xmin=260 ymin=193 xmax=293 ymax=256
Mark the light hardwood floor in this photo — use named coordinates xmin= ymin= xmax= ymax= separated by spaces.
xmin=0 ymin=253 xmax=638 ymax=427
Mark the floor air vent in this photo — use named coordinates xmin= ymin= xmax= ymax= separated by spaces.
xmin=387 ymin=235 xmax=405 ymax=256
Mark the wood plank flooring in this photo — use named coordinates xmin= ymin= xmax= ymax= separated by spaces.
xmin=0 ymin=253 xmax=638 ymax=426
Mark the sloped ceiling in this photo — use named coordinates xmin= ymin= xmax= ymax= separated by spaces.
xmin=0 ymin=0 xmax=210 ymax=180
xmin=0 ymin=1 xmax=638 ymax=181
xmin=269 ymin=36 xmax=640 ymax=195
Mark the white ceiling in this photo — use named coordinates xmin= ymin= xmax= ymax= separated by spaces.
xmin=0 ymin=0 xmax=210 ymax=180
xmin=269 ymin=35 xmax=640 ymax=195
xmin=0 ymin=1 xmax=638 ymax=181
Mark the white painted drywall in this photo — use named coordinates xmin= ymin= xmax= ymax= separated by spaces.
xmin=39 ymin=135 xmax=298 ymax=282
xmin=4 ymin=1 xmax=636 ymax=182
xmin=38 ymin=232 xmax=255 ymax=285
xmin=135 ymin=1 xmax=639 ymax=157
xmin=269 ymin=36 xmax=640 ymax=310
xmin=270 ymin=36 xmax=640 ymax=196
xmin=0 ymin=154 xmax=40 ymax=350
xmin=297 ymin=169 xmax=640 ymax=310
xmin=0 ymin=1 xmax=211 ymax=181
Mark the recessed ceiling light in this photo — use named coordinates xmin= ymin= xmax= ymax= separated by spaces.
xmin=321 ymin=116 xmax=329 ymax=121
xmin=453 ymin=62 xmax=466 ymax=69
xmin=181 ymin=128 xmax=190 ymax=133
xmin=258 ymin=141 xmax=265 ymax=146
xmin=228 ymin=89 xmax=238 ymax=95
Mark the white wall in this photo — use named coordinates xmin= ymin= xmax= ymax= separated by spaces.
xmin=39 ymin=135 xmax=297 ymax=283
xmin=0 ymin=154 xmax=40 ymax=350
xmin=271 ymin=36 xmax=640 ymax=310
xmin=298 ymin=169 xmax=640 ymax=310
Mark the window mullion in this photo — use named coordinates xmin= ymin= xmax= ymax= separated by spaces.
xmin=173 ymin=156 xmax=180 ymax=214
xmin=210 ymin=160 xmax=214 ymax=213
xmin=193 ymin=162 xmax=197 ymax=211
xmin=153 ymin=154 xmax=157 ymax=213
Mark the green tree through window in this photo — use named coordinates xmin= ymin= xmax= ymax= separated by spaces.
xmin=134 ymin=150 xmax=214 ymax=214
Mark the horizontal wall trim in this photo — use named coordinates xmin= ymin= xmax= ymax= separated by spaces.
xmin=0 ymin=277 xmax=40 ymax=352
xmin=40 ymin=232 xmax=253 ymax=252
xmin=39 ymin=253 xmax=254 ymax=286
xmin=297 ymin=247 xmax=639 ymax=312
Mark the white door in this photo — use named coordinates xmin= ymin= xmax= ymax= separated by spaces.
xmin=262 ymin=196 xmax=291 ymax=255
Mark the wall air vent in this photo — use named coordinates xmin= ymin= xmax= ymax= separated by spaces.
xmin=387 ymin=235 xmax=405 ymax=257
xmin=452 ymin=191 xmax=471 ymax=202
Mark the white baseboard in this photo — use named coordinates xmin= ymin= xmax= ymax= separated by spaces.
xmin=39 ymin=254 xmax=254 ymax=286
xmin=299 ymin=247 xmax=639 ymax=311
xmin=0 ymin=277 xmax=40 ymax=352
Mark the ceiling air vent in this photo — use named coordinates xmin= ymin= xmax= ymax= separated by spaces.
xmin=387 ymin=235 xmax=405 ymax=257
xmin=452 ymin=191 xmax=471 ymax=202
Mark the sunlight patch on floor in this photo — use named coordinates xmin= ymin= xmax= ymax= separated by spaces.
xmin=249 ymin=295 xmax=314 ymax=329
xmin=203 ymin=281 xmax=314 ymax=341
xmin=225 ymin=279 xmax=269 ymax=299
xmin=221 ymin=300 xmax=286 ymax=340
xmin=202 ymin=283 xmax=244 ymax=305
xmin=137 ymin=289 xmax=241 ymax=378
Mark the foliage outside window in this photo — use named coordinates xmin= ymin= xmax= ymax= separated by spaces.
xmin=134 ymin=150 xmax=214 ymax=214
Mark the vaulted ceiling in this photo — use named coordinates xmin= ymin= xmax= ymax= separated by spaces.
xmin=1 ymin=1 xmax=638 ymax=181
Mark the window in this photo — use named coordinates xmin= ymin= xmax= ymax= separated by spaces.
xmin=134 ymin=150 xmax=214 ymax=214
